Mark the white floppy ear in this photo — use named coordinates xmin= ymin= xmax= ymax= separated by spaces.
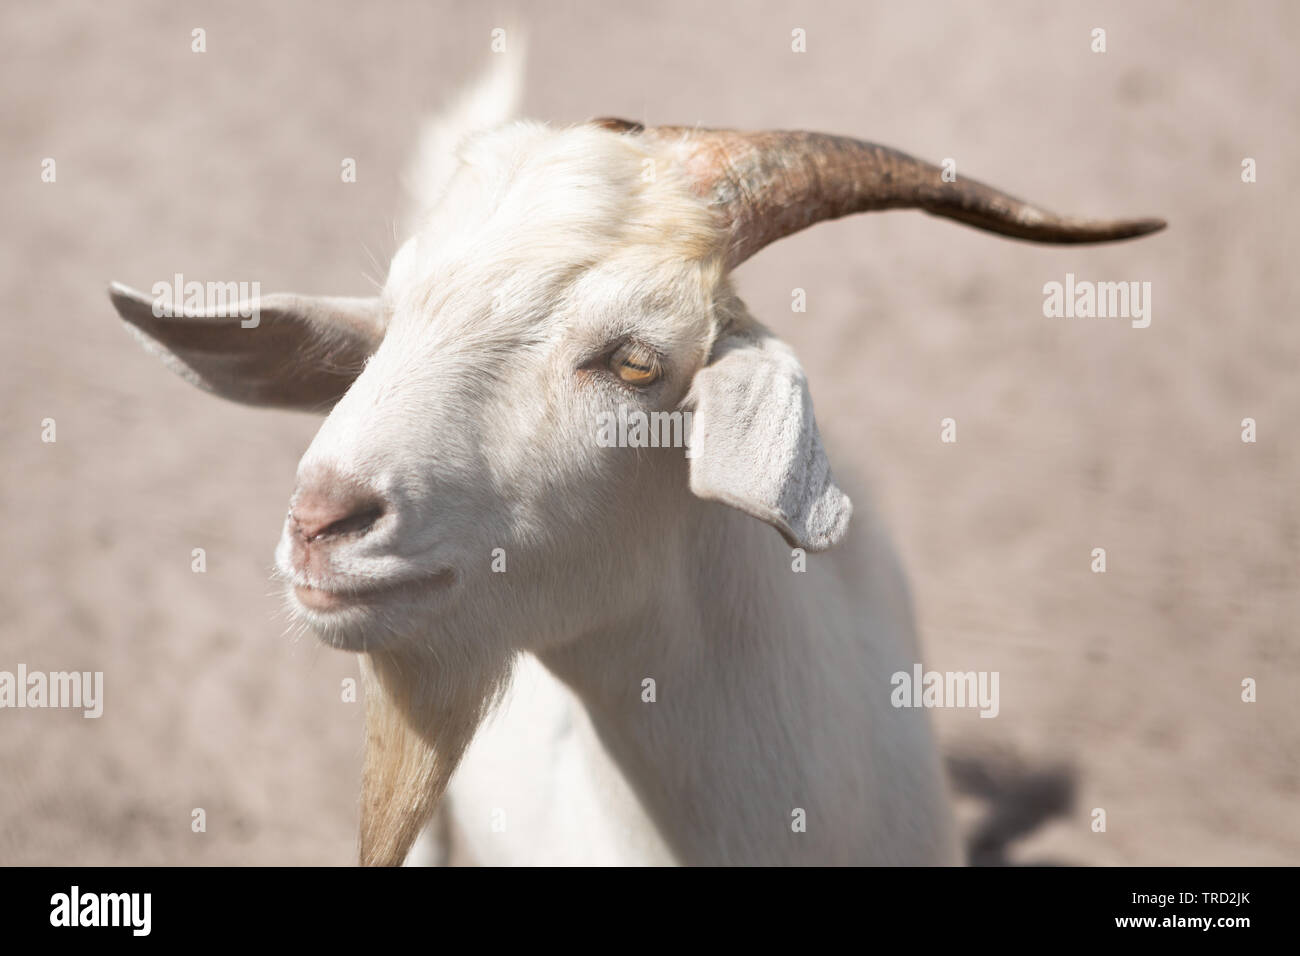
xmin=108 ymin=282 xmax=386 ymax=413
xmin=687 ymin=324 xmax=851 ymax=552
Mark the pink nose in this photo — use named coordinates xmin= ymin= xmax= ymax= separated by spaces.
xmin=290 ymin=482 xmax=386 ymax=542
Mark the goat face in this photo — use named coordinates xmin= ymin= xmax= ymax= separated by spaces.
xmin=278 ymin=124 xmax=741 ymax=652
xmin=110 ymin=119 xmax=1163 ymax=654
xmin=111 ymin=123 xmax=839 ymax=655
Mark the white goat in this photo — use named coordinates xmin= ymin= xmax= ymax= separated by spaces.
xmin=109 ymin=62 xmax=1163 ymax=866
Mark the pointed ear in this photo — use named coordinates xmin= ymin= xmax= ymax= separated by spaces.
xmin=687 ymin=324 xmax=851 ymax=552
xmin=108 ymin=282 xmax=386 ymax=413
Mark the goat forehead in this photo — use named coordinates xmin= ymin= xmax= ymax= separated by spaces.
xmin=384 ymin=251 xmax=720 ymax=357
xmin=386 ymin=124 xmax=724 ymax=324
xmin=382 ymin=256 xmax=720 ymax=361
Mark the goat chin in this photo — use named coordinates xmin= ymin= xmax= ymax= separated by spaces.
xmin=284 ymin=569 xmax=459 ymax=652
xmin=358 ymin=646 xmax=513 ymax=866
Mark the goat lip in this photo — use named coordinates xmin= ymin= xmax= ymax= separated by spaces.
xmin=293 ymin=584 xmax=352 ymax=612
xmin=292 ymin=571 xmax=453 ymax=613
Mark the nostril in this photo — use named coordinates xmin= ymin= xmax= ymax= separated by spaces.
xmin=290 ymin=488 xmax=387 ymax=543
xmin=312 ymin=503 xmax=385 ymax=540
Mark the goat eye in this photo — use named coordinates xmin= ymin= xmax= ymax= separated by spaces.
xmin=610 ymin=341 xmax=661 ymax=386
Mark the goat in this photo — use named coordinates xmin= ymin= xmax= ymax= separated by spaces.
xmin=108 ymin=66 xmax=1164 ymax=865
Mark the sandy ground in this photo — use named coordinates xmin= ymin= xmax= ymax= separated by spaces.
xmin=1 ymin=1 xmax=1296 ymax=865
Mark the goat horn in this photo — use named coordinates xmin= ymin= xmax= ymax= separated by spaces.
xmin=593 ymin=120 xmax=1166 ymax=268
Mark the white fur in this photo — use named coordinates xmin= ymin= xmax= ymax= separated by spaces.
xmin=305 ymin=113 xmax=955 ymax=863
xmin=115 ymin=59 xmax=959 ymax=865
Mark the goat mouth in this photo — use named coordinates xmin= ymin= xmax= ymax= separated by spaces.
xmin=292 ymin=571 xmax=453 ymax=613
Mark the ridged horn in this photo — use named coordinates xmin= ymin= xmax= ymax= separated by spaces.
xmin=592 ymin=119 xmax=1166 ymax=267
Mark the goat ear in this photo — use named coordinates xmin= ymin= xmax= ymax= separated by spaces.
xmin=687 ymin=325 xmax=851 ymax=552
xmin=108 ymin=282 xmax=386 ymax=413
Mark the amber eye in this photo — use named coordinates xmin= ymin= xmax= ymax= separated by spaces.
xmin=610 ymin=341 xmax=662 ymax=386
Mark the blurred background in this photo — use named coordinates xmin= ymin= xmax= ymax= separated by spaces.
xmin=1 ymin=0 xmax=1296 ymax=864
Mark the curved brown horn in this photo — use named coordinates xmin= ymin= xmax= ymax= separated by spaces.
xmin=593 ymin=120 xmax=1166 ymax=267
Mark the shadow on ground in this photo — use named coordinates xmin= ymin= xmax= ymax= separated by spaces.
xmin=948 ymin=753 xmax=1077 ymax=866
